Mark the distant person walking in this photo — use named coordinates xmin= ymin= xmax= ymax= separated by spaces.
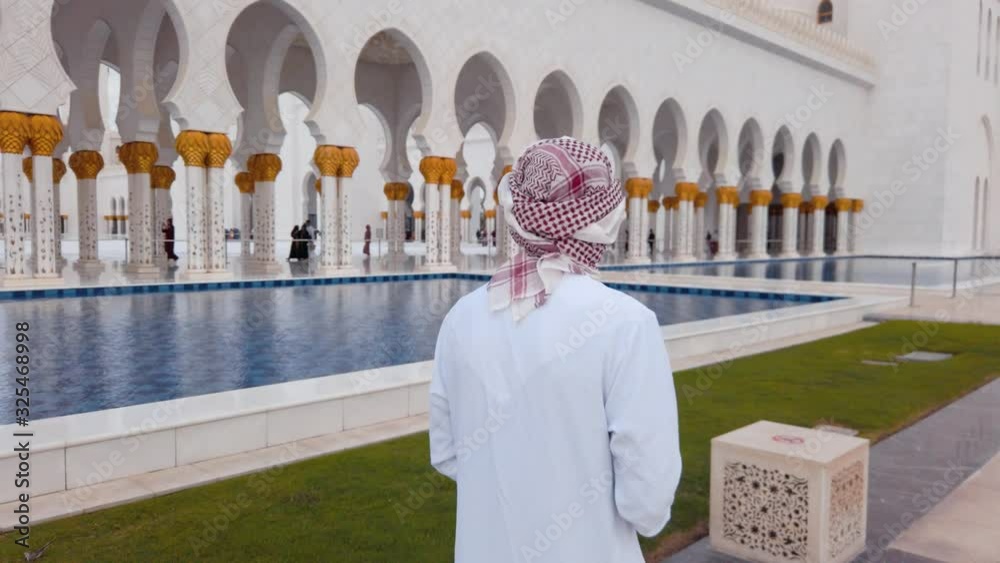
xmin=300 ymin=220 xmax=313 ymax=259
xmin=162 ymin=218 xmax=179 ymax=262
xmin=363 ymin=224 xmax=372 ymax=256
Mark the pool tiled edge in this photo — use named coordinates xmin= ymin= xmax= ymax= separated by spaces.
xmin=0 ymin=271 xmax=839 ymax=304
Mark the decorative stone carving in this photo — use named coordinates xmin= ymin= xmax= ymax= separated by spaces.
xmin=710 ymin=420 xmax=869 ymax=563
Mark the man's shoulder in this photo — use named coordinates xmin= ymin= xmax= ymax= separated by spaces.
xmin=563 ymin=276 xmax=657 ymax=323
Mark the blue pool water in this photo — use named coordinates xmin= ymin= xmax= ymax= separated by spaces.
xmin=0 ymin=279 xmax=810 ymax=422
xmin=630 ymin=257 xmax=1000 ymax=287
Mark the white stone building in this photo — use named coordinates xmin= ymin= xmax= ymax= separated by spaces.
xmin=0 ymin=0 xmax=995 ymax=282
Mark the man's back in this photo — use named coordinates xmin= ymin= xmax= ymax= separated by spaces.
xmin=430 ymin=275 xmax=682 ymax=563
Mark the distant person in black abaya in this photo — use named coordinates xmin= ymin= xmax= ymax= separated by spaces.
xmin=289 ymin=225 xmax=301 ymax=261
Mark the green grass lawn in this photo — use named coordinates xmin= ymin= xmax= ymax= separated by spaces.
xmin=2 ymin=321 xmax=997 ymax=562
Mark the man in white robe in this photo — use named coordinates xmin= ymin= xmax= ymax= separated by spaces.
xmin=430 ymin=137 xmax=682 ymax=563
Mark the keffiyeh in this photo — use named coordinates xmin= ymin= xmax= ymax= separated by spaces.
xmin=488 ymin=137 xmax=626 ymax=321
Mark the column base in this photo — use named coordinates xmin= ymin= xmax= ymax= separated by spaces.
xmin=715 ymin=252 xmax=738 ymax=261
xmin=125 ymin=263 xmax=161 ymax=275
xmin=242 ymin=261 xmax=285 ymax=275
xmin=180 ymin=270 xmax=235 ymax=281
xmin=671 ymin=254 xmax=696 ymax=263
xmin=624 ymin=256 xmax=652 ymax=265
xmin=420 ymin=262 xmax=458 ymax=273
xmin=1 ymin=275 xmax=64 ymax=288
xmin=745 ymin=253 xmax=769 ymax=260
xmin=74 ymin=259 xmax=106 ymax=272
xmin=779 ymin=251 xmax=800 ymax=259
xmin=318 ymin=266 xmax=361 ymax=277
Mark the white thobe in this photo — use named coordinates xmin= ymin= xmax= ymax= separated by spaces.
xmin=430 ymin=275 xmax=682 ymax=563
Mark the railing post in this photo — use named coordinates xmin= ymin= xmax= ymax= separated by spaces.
xmin=951 ymin=258 xmax=959 ymax=298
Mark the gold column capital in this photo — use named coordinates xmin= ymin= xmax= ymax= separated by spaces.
xmin=852 ymin=199 xmax=864 ymax=213
xmin=175 ymin=131 xmax=210 ymax=167
xmin=799 ymin=201 xmax=814 ymax=213
xmin=694 ymin=192 xmax=709 ymax=208
xmin=314 ymin=177 xmax=322 ymax=193
xmin=206 ymin=133 xmax=232 ymax=168
xmin=648 ymin=200 xmax=661 ymax=213
xmin=716 ymin=186 xmax=738 ymax=206
xmin=675 ymin=181 xmax=699 ymax=201
xmin=313 ymin=145 xmax=343 ymax=177
xmin=235 ymin=171 xmax=254 ymax=194
xmin=52 ymin=159 xmax=67 ymax=183
xmin=780 ymin=192 xmax=802 ymax=208
xmin=451 ymin=179 xmax=464 ymax=200
xmin=28 ymin=114 xmax=62 ymax=156
xmin=834 ymin=198 xmax=853 ymax=212
xmin=662 ymin=196 xmax=679 ymax=210
xmin=152 ymin=165 xmax=177 ymax=190
xmin=0 ymin=111 xmax=30 ymax=154
xmin=625 ymin=177 xmax=653 ymax=198
xmin=811 ymin=195 xmax=829 ymax=210
xmin=380 ymin=211 xmax=389 ymax=220
xmin=460 ymin=210 xmax=472 ymax=219
xmin=119 ymin=141 xmax=159 ymax=174
xmin=248 ymin=153 xmax=282 ymax=182
xmin=69 ymin=150 xmax=105 ymax=180
xmin=413 ymin=210 xmax=426 ymax=219
xmin=339 ymin=146 xmax=360 ymax=178
xmin=22 ymin=157 xmax=32 ymax=182
xmin=749 ymin=189 xmax=773 ymax=207
xmin=484 ymin=209 xmax=496 ymax=218
xmin=440 ymin=157 xmax=457 ymax=185
xmin=419 ymin=156 xmax=444 ymax=184
xmin=384 ymin=182 xmax=408 ymax=201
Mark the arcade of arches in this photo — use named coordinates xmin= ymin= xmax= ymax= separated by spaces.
xmin=0 ymin=0 xmax=868 ymax=285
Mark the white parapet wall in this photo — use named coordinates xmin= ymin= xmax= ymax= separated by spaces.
xmin=0 ymin=292 xmax=902 ymax=526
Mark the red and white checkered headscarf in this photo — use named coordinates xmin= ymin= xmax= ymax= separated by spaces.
xmin=488 ymin=137 xmax=626 ymax=321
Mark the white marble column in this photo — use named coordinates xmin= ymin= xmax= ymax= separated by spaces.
xmin=799 ymin=208 xmax=811 ymax=254
xmin=848 ymin=199 xmax=862 ymax=253
xmin=484 ymin=210 xmax=497 ymax=257
xmin=747 ymin=189 xmax=771 ymax=259
xmin=450 ymin=181 xmax=462 ymax=260
xmin=0 ymin=112 xmax=30 ymax=281
xmin=319 ymin=175 xmax=337 ymax=269
xmin=336 ymin=148 xmax=359 ymax=270
xmin=206 ymin=134 xmax=231 ymax=274
xmin=69 ymin=150 xmax=105 ymax=267
xmin=809 ymin=196 xmax=828 ymax=256
xmin=177 ymin=131 xmax=210 ymax=274
xmin=383 ymin=182 xmax=406 ymax=255
xmin=315 ymin=146 xmax=342 ymax=271
xmin=624 ymin=178 xmax=652 ymax=264
xmin=28 ymin=115 xmax=64 ymax=280
xmin=715 ymin=187 xmax=737 ymax=260
xmin=654 ymin=204 xmax=666 ymax=255
xmin=663 ymin=198 xmax=676 ymax=255
xmin=120 ymin=142 xmax=159 ymax=273
xmin=53 ymin=159 xmax=65 ymax=264
xmin=248 ymin=153 xmax=282 ymax=272
xmin=439 ymin=178 xmax=453 ymax=266
xmin=673 ymin=182 xmax=698 ymax=262
xmin=235 ymin=171 xmax=254 ymax=258
xmin=779 ymin=193 xmax=801 ymax=258
xmin=152 ymin=165 xmax=176 ymax=262
xmin=693 ymin=193 xmax=707 ymax=260
xmin=460 ymin=210 xmax=471 ymax=246
xmin=834 ymin=198 xmax=851 ymax=255
xmin=412 ymin=179 xmax=424 ymax=243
